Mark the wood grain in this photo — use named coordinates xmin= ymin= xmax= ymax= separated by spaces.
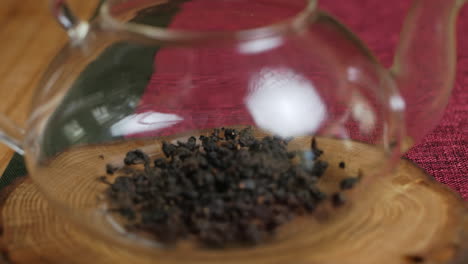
xmin=0 ymin=138 xmax=466 ymax=264
xmin=0 ymin=0 xmax=97 ymax=175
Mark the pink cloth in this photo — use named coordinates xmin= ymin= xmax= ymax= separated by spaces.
xmin=140 ymin=0 xmax=468 ymax=199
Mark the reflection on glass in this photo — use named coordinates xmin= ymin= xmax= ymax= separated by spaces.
xmin=110 ymin=112 xmax=183 ymax=136
xmin=246 ymin=67 xmax=326 ymax=137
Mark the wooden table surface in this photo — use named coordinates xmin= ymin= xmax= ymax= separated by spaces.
xmin=0 ymin=0 xmax=97 ymax=175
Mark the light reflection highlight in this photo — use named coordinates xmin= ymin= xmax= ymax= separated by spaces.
xmin=111 ymin=111 xmax=183 ymax=136
xmin=246 ymin=68 xmax=327 ymax=138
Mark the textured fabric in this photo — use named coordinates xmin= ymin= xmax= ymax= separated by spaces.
xmin=0 ymin=153 xmax=27 ymax=190
xmin=141 ymin=0 xmax=468 ymax=198
xmin=318 ymin=1 xmax=468 ymax=199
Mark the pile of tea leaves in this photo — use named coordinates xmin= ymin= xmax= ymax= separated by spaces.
xmin=102 ymin=127 xmax=356 ymax=247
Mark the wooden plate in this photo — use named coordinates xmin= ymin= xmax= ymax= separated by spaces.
xmin=0 ymin=137 xmax=466 ymax=264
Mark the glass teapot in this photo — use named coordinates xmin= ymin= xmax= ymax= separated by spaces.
xmin=1 ymin=0 xmax=466 ymax=261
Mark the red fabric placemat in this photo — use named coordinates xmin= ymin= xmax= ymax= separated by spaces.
xmin=319 ymin=1 xmax=468 ymax=200
xmin=140 ymin=0 xmax=467 ymax=199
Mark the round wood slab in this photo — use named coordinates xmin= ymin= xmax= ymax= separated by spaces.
xmin=0 ymin=158 xmax=466 ymax=264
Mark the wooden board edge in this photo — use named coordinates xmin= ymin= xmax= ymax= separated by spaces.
xmin=0 ymin=176 xmax=29 ymax=264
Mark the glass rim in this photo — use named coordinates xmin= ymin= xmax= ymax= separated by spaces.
xmin=99 ymin=0 xmax=318 ymax=43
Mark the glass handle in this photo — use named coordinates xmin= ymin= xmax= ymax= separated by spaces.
xmin=0 ymin=115 xmax=25 ymax=155
xmin=391 ymin=0 xmax=467 ymax=150
xmin=50 ymin=0 xmax=90 ymax=43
